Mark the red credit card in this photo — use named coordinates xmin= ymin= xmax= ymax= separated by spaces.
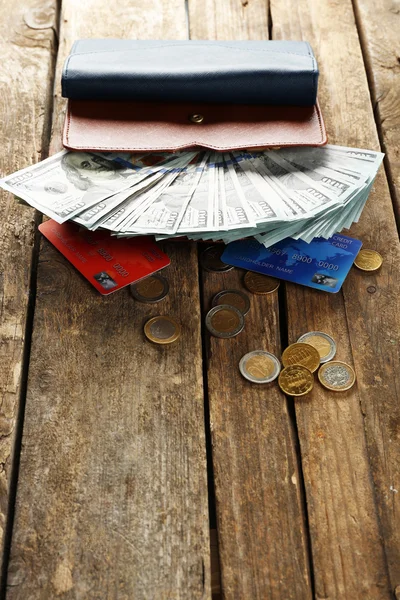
xmin=39 ymin=220 xmax=170 ymax=295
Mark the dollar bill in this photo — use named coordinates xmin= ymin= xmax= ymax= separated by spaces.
xmin=123 ymin=154 xmax=207 ymax=235
xmin=73 ymin=171 xmax=165 ymax=229
xmin=104 ymin=171 xmax=181 ymax=233
xmin=253 ymin=152 xmax=340 ymax=218
xmin=176 ymin=153 xmax=216 ymax=233
xmin=0 ymin=150 xmax=191 ymax=223
xmin=1 ymin=144 xmax=384 ymax=246
xmin=221 ymin=154 xmax=255 ymax=230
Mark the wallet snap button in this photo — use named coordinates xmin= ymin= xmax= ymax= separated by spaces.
xmin=189 ymin=114 xmax=204 ymax=124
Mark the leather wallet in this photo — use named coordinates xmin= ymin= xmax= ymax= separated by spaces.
xmin=61 ymin=39 xmax=327 ymax=152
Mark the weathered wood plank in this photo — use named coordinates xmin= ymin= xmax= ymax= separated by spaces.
xmin=271 ymin=0 xmax=400 ymax=597
xmin=199 ymin=267 xmax=312 ymax=599
xmin=352 ymin=0 xmax=400 ymax=221
xmin=6 ymin=1 xmax=211 ymax=598
xmin=188 ymin=5 xmax=312 ymax=599
xmin=188 ymin=0 xmax=269 ymax=39
xmin=0 ymin=0 xmax=57 ymax=586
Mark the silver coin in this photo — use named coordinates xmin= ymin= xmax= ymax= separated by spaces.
xmin=239 ymin=351 xmax=281 ymax=384
xmin=200 ymin=246 xmax=234 ymax=272
xmin=130 ymin=273 xmax=169 ymax=303
xmin=212 ymin=289 xmax=250 ymax=316
xmin=205 ymin=304 xmax=245 ymax=338
xmin=297 ymin=331 xmax=336 ymax=363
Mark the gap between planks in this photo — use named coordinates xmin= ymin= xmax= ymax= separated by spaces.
xmin=0 ymin=0 xmax=61 ymax=595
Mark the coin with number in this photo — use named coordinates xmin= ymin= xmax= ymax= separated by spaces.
xmin=354 ymin=249 xmax=383 ymax=272
xmin=281 ymin=342 xmax=320 ymax=373
xmin=200 ymin=246 xmax=234 ymax=272
xmin=278 ymin=365 xmax=314 ymax=396
xmin=205 ymin=305 xmax=245 ymax=338
xmin=144 ymin=316 xmax=181 ymax=345
xmin=318 ymin=361 xmax=356 ymax=392
xmin=130 ymin=273 xmax=169 ymax=303
xmin=244 ymin=271 xmax=280 ymax=295
xmin=239 ymin=351 xmax=281 ymax=383
xmin=212 ymin=289 xmax=250 ymax=316
xmin=297 ymin=331 xmax=336 ymax=363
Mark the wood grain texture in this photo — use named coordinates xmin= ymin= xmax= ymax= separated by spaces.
xmin=352 ymin=0 xmax=400 ymax=220
xmin=0 ymin=0 xmax=57 ymax=584
xmin=271 ymin=0 xmax=400 ymax=597
xmin=188 ymin=0 xmax=269 ymax=40
xmin=7 ymin=1 xmax=211 ymax=598
xmin=200 ymin=267 xmax=312 ymax=598
xmin=188 ymin=5 xmax=312 ymax=598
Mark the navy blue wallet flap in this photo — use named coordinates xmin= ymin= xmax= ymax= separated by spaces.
xmin=62 ymin=39 xmax=319 ymax=106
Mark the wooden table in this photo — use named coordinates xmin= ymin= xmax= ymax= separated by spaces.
xmin=1 ymin=0 xmax=399 ymax=598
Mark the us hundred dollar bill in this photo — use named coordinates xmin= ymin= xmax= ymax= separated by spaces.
xmin=0 ymin=150 xmax=189 ymax=223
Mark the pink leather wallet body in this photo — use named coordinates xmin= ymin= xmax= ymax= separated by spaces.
xmin=62 ymin=39 xmax=327 ymax=152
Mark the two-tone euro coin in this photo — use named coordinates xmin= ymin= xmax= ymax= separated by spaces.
xmin=318 ymin=361 xmax=356 ymax=392
xmin=212 ymin=289 xmax=250 ymax=316
xmin=297 ymin=331 xmax=336 ymax=363
xmin=130 ymin=274 xmax=169 ymax=303
xmin=239 ymin=351 xmax=281 ymax=384
xmin=205 ymin=305 xmax=244 ymax=338
xmin=200 ymin=246 xmax=234 ymax=272
xmin=244 ymin=271 xmax=280 ymax=295
xmin=144 ymin=316 xmax=181 ymax=344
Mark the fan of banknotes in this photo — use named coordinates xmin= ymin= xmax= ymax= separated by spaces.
xmin=0 ymin=144 xmax=383 ymax=248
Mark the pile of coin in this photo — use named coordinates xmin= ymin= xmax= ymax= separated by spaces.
xmin=239 ymin=331 xmax=356 ymax=395
xmin=203 ymin=246 xmax=281 ymax=339
xmin=198 ymin=247 xmax=357 ymax=395
xmin=129 ymin=244 xmax=360 ymax=392
xmin=277 ymin=334 xmax=356 ymax=395
xmin=204 ymin=273 xmax=280 ymax=338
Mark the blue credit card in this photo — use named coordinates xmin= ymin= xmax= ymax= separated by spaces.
xmin=221 ymin=234 xmax=362 ymax=293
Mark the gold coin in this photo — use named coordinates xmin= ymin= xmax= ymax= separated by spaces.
xmin=144 ymin=316 xmax=181 ymax=344
xmin=354 ymin=249 xmax=383 ymax=272
xmin=278 ymin=365 xmax=314 ymax=396
xmin=318 ymin=361 xmax=356 ymax=392
xmin=244 ymin=271 xmax=280 ymax=295
xmin=281 ymin=343 xmax=320 ymax=373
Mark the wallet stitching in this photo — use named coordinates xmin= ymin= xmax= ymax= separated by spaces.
xmin=63 ymin=53 xmax=74 ymax=98
xmin=306 ymin=42 xmax=318 ymax=103
xmin=314 ymin=102 xmax=325 ymax=141
xmin=65 ymin=101 xmax=326 ymax=150
xmin=68 ymin=44 xmax=315 ymax=60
